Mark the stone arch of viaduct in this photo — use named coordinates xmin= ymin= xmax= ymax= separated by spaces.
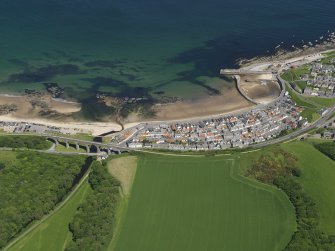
xmin=46 ymin=136 xmax=123 ymax=155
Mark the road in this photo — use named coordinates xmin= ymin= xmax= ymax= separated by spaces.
xmin=251 ymin=104 xmax=335 ymax=149
xmin=39 ymin=101 xmax=334 ymax=154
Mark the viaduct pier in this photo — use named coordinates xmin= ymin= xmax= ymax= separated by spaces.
xmin=46 ymin=135 xmax=127 ymax=155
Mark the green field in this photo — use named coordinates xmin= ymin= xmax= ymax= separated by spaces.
xmin=55 ymin=144 xmax=86 ymax=153
xmin=281 ymin=141 xmax=335 ymax=235
xmin=113 ymin=155 xmax=296 ymax=251
xmin=305 ymin=96 xmax=335 ymax=107
xmin=281 ymin=65 xmax=310 ymax=82
xmin=7 ymin=177 xmax=92 ymax=251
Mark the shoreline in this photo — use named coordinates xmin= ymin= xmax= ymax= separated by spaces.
xmin=1 ymin=46 xmax=334 ymax=135
xmin=0 ymin=115 xmax=123 ymax=136
xmin=0 ymin=93 xmax=80 ymax=105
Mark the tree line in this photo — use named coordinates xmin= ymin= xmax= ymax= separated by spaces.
xmin=0 ymin=151 xmax=88 ymax=249
xmin=246 ymin=148 xmax=335 ymax=250
xmin=275 ymin=177 xmax=335 ymax=250
xmin=0 ymin=135 xmax=51 ymax=150
xmin=314 ymin=142 xmax=335 ymax=160
xmin=66 ymin=161 xmax=121 ymax=251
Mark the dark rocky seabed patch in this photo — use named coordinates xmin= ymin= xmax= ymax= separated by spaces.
xmin=7 ymin=64 xmax=84 ymax=83
xmin=0 ymin=0 xmax=334 ymax=121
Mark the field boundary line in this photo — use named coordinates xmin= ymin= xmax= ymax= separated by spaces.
xmin=107 ymin=157 xmax=139 ymax=251
xmin=228 ymin=159 xmax=282 ymax=195
xmin=3 ymin=170 xmax=91 ymax=251
xmin=135 ymin=150 xmax=205 ymax=157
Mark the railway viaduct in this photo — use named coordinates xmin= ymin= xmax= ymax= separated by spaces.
xmin=46 ymin=135 xmax=127 ymax=155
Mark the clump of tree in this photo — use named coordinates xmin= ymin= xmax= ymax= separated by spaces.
xmin=0 ymin=135 xmax=51 ymax=150
xmin=245 ymin=148 xmax=299 ymax=183
xmin=246 ymin=148 xmax=335 ymax=250
xmin=314 ymin=142 xmax=335 ymax=160
xmin=275 ymin=177 xmax=335 ymax=250
xmin=66 ymin=161 xmax=121 ymax=251
xmin=0 ymin=152 xmax=88 ymax=249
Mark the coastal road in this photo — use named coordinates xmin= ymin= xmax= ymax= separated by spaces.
xmin=40 ymin=103 xmax=334 ymax=154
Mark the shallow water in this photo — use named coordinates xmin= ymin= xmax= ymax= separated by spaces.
xmin=0 ymin=0 xmax=334 ymax=113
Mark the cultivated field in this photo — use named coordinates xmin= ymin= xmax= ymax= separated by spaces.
xmin=112 ymin=155 xmax=296 ymax=251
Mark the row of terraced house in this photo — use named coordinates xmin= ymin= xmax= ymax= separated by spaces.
xmin=116 ymin=95 xmax=307 ymax=151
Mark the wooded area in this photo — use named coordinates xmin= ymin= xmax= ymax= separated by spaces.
xmin=0 ymin=135 xmax=51 ymax=150
xmin=0 ymin=151 xmax=88 ymax=249
xmin=66 ymin=161 xmax=121 ymax=251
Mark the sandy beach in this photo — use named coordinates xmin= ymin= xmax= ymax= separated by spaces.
xmin=239 ymin=74 xmax=281 ymax=104
xmin=152 ymin=86 xmax=253 ymax=120
xmin=0 ymin=94 xmax=81 ymax=117
xmin=0 ymin=95 xmax=123 ymax=135
xmin=0 ymin=115 xmax=123 ymax=136
xmin=0 ymin=46 xmax=333 ymax=135
xmin=0 ymin=87 xmax=255 ymax=135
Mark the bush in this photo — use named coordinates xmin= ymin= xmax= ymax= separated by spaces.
xmin=291 ymin=167 xmax=301 ymax=177
xmin=245 ymin=149 xmax=299 ymax=184
xmin=314 ymin=142 xmax=335 ymax=160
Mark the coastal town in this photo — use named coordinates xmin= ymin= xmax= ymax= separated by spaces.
xmin=1 ymin=50 xmax=335 ymax=152
xmin=110 ymin=50 xmax=335 ymax=151
xmin=112 ymin=95 xmax=309 ymax=150
xmin=291 ymin=59 xmax=335 ymax=97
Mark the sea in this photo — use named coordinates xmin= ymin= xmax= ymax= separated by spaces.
xmin=0 ymin=0 xmax=334 ymax=118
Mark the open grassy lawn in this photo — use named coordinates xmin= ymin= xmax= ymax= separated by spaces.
xmin=285 ymin=84 xmax=316 ymax=109
xmin=7 ymin=178 xmax=92 ymax=251
xmin=55 ymin=144 xmax=86 ymax=153
xmin=281 ymin=65 xmax=310 ymax=82
xmin=281 ymin=141 xmax=335 ymax=235
xmin=301 ymin=109 xmax=321 ymax=123
xmin=49 ymin=132 xmax=94 ymax=141
xmin=0 ymin=151 xmax=18 ymax=164
xmin=296 ymin=80 xmax=307 ymax=91
xmin=321 ymin=52 xmax=335 ymax=64
xmin=113 ymin=154 xmax=296 ymax=251
xmin=305 ymin=96 xmax=335 ymax=107
xmin=284 ymin=83 xmax=335 ymax=123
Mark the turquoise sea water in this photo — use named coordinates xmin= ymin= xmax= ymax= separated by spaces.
xmin=0 ymin=0 xmax=334 ymax=118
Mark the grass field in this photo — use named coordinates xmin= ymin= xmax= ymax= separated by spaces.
xmin=113 ymin=155 xmax=296 ymax=251
xmin=7 ymin=177 xmax=92 ymax=251
xmin=55 ymin=144 xmax=86 ymax=153
xmin=305 ymin=96 xmax=335 ymax=107
xmin=281 ymin=141 xmax=335 ymax=235
xmin=281 ymin=65 xmax=310 ymax=82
